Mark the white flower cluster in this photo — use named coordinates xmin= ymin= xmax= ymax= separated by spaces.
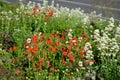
xmin=69 ymin=8 xmax=84 ymax=18
xmin=59 ymin=7 xmax=70 ymax=16
xmin=84 ymin=42 xmax=92 ymax=51
xmin=93 ymin=18 xmax=120 ymax=57
xmin=104 ymin=17 xmax=115 ymax=33
xmin=67 ymin=28 xmax=73 ymax=39
xmin=0 ymin=10 xmax=20 ymax=21
xmin=82 ymin=15 xmax=90 ymax=25
xmin=84 ymin=42 xmax=94 ymax=66
xmin=78 ymin=61 xmax=83 ymax=67
xmin=0 ymin=11 xmax=11 ymax=21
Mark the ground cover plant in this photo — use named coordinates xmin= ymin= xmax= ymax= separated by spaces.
xmin=0 ymin=0 xmax=120 ymax=80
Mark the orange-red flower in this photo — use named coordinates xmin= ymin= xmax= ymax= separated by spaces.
xmin=80 ymin=51 xmax=84 ymax=55
xmin=34 ymin=44 xmax=38 ymax=48
xmin=62 ymin=51 xmax=67 ymax=56
xmin=69 ymin=37 xmax=78 ymax=45
xmin=27 ymin=47 xmax=32 ymax=52
xmin=31 ymin=47 xmax=37 ymax=53
xmin=37 ymin=62 xmax=42 ymax=67
xmin=29 ymin=56 xmax=34 ymax=61
xmin=31 ymin=35 xmax=37 ymax=42
xmin=24 ymin=41 xmax=28 ymax=47
xmin=62 ymin=47 xmax=67 ymax=51
xmin=82 ymin=54 xmax=85 ymax=59
xmin=9 ymin=47 xmax=12 ymax=51
xmin=84 ymin=36 xmax=89 ymax=41
xmin=80 ymin=47 xmax=85 ymax=57
xmin=68 ymin=45 xmax=72 ymax=50
xmin=39 ymin=58 xmax=43 ymax=63
xmin=32 ymin=5 xmax=39 ymax=11
xmin=81 ymin=47 xmax=84 ymax=51
xmin=46 ymin=8 xmax=54 ymax=17
xmin=67 ymin=52 xmax=71 ymax=57
xmin=55 ymin=41 xmax=59 ymax=46
xmin=39 ymin=37 xmax=44 ymax=42
xmin=84 ymin=61 xmax=89 ymax=65
xmin=68 ymin=54 xmax=75 ymax=61
xmin=38 ymin=68 xmax=42 ymax=71
xmin=60 ymin=36 xmax=64 ymax=40
xmin=9 ymin=46 xmax=17 ymax=51
xmin=90 ymin=60 xmax=95 ymax=63
xmin=42 ymin=34 xmax=45 ymax=37
xmin=13 ymin=46 xmax=17 ymax=50
xmin=46 ymin=38 xmax=53 ymax=45
xmin=15 ymin=69 xmax=20 ymax=75
xmin=51 ymin=46 xmax=56 ymax=52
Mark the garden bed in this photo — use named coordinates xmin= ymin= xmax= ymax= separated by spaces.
xmin=0 ymin=0 xmax=120 ymax=80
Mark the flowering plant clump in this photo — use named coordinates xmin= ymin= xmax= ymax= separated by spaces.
xmin=23 ymin=30 xmax=95 ymax=78
xmin=0 ymin=0 xmax=120 ymax=80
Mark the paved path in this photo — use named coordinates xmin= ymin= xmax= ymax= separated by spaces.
xmin=2 ymin=0 xmax=120 ymax=20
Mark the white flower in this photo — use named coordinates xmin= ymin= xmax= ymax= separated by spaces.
xmin=66 ymin=69 xmax=68 ymax=71
xmin=84 ymin=42 xmax=92 ymax=51
xmin=83 ymin=16 xmax=89 ymax=25
xmin=78 ymin=37 xmax=82 ymax=40
xmin=112 ymin=53 xmax=116 ymax=57
xmin=85 ymin=55 xmax=91 ymax=58
xmin=27 ymin=38 xmax=31 ymax=43
xmin=85 ymin=73 xmax=90 ymax=77
xmin=81 ymin=67 xmax=85 ymax=70
xmin=86 ymin=50 xmax=93 ymax=54
xmin=78 ymin=61 xmax=83 ymax=67
xmin=91 ymin=76 xmax=96 ymax=80
xmin=99 ymin=43 xmax=106 ymax=49
xmin=109 ymin=17 xmax=114 ymax=23
xmin=25 ymin=46 xmax=29 ymax=49
xmin=8 ymin=10 xmax=12 ymax=14
xmin=68 ymin=33 xmax=72 ymax=37
xmin=38 ymin=32 xmax=42 ymax=36
xmin=116 ymin=27 xmax=120 ymax=34
xmin=72 ymin=40 xmax=77 ymax=43
xmin=108 ymin=22 xmax=114 ymax=27
xmin=69 ymin=29 xmax=73 ymax=32
xmin=94 ymin=29 xmax=100 ymax=34
xmin=76 ymin=68 xmax=79 ymax=72
xmin=89 ymin=61 xmax=94 ymax=66
xmin=66 ymin=41 xmax=69 ymax=44
xmin=0 ymin=44 xmax=2 ymax=46
xmin=90 ymin=25 xmax=93 ymax=29
xmin=44 ymin=22 xmax=47 ymax=25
